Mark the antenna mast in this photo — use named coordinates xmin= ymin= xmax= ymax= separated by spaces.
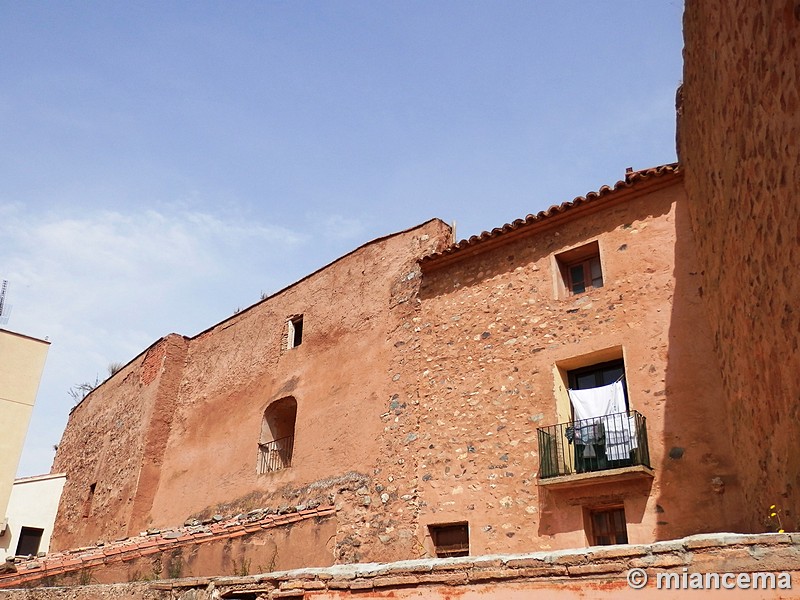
xmin=0 ymin=280 xmax=9 ymax=325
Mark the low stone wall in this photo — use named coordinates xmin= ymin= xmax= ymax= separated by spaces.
xmin=0 ymin=505 xmax=336 ymax=589
xmin=3 ymin=532 xmax=799 ymax=599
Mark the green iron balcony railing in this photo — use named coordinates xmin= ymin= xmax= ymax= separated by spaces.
xmin=537 ymin=410 xmax=650 ymax=479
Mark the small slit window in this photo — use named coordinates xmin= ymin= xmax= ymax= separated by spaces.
xmin=287 ymin=315 xmax=303 ymax=349
xmin=556 ymin=241 xmax=604 ymax=296
xmin=83 ymin=482 xmax=96 ymax=518
xmin=429 ymin=522 xmax=469 ymax=558
xmin=589 ymin=506 xmax=628 ymax=546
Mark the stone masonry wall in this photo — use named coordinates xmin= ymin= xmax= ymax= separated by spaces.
xmin=409 ymin=174 xmax=744 ymax=554
xmin=679 ymin=0 xmax=800 ymax=531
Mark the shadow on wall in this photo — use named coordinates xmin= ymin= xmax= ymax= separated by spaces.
xmin=678 ymin=0 xmax=800 ymax=534
xmin=657 ymin=195 xmax=745 ymax=538
xmin=537 ymin=478 xmax=652 ymax=540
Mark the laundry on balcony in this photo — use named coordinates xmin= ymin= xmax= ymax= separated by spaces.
xmin=568 ymin=379 xmax=634 ymax=461
xmin=568 ymin=379 xmax=626 ymax=422
xmin=537 ymin=408 xmax=651 ymax=480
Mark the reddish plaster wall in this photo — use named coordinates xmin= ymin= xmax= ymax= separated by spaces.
xmin=679 ymin=0 xmax=800 ymax=530
xmin=50 ymin=220 xmax=453 ymax=558
xmin=1 ymin=506 xmax=338 ymax=590
xmin=66 ymin=516 xmax=335 ymax=586
xmin=50 ymin=173 xmax=746 ymax=569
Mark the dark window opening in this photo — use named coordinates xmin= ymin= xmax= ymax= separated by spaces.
xmin=568 ymin=359 xmax=628 ymax=406
xmin=288 ymin=316 xmax=303 ymax=349
xmin=556 ymin=241 xmax=603 ymax=296
xmin=590 ymin=506 xmax=628 ymax=546
xmin=258 ymin=396 xmax=297 ymax=474
xmin=15 ymin=526 xmax=44 ymax=556
xmin=429 ymin=522 xmax=469 ymax=558
xmin=82 ymin=482 xmax=96 ymax=518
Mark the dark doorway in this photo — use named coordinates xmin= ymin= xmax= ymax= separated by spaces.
xmin=15 ymin=526 xmax=44 ymax=556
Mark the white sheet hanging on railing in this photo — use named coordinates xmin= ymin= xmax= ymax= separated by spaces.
xmin=568 ymin=380 xmax=625 ymax=421
xmin=568 ymin=380 xmax=635 ymax=461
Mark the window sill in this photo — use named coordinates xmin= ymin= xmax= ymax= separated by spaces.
xmin=538 ymin=464 xmax=654 ymax=491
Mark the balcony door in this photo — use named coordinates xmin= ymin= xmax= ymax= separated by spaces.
xmin=568 ymin=359 xmax=628 ymax=412
xmin=567 ymin=359 xmax=630 ymax=471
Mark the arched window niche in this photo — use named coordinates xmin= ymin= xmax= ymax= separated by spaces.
xmin=258 ymin=396 xmax=297 ymax=474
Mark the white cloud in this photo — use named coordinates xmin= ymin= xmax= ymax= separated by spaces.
xmin=0 ymin=204 xmax=309 ymax=476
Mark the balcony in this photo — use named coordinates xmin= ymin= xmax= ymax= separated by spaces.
xmin=258 ymin=435 xmax=294 ymax=474
xmin=537 ymin=411 xmax=653 ymax=490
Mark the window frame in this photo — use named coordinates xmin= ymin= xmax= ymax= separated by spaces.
xmin=428 ymin=522 xmax=470 ymax=558
xmin=258 ymin=397 xmax=297 ymax=474
xmin=567 ymin=359 xmax=629 ymax=412
xmin=287 ymin=315 xmax=303 ymax=349
xmin=588 ymin=505 xmax=628 ymax=546
xmin=555 ymin=241 xmax=604 ymax=297
xmin=15 ymin=526 xmax=45 ymax=556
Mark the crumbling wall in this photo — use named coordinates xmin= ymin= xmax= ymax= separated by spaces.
xmin=51 ymin=335 xmax=189 ymax=550
xmin=679 ymin=0 xmax=800 ymax=530
xmin=2 ymin=506 xmax=336 ymax=590
xmin=144 ymin=220 xmax=451 ymax=562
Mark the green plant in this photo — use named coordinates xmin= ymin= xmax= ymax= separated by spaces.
xmin=766 ymin=504 xmax=786 ymax=533
xmin=78 ymin=568 xmax=94 ymax=586
xmin=166 ymin=553 xmax=183 ymax=579
xmin=233 ymin=556 xmax=251 ymax=576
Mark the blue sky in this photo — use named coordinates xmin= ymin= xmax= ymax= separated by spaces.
xmin=1 ymin=1 xmax=684 ymax=477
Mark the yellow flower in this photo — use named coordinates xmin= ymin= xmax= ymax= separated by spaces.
xmin=770 ymin=505 xmax=777 ymax=510
xmin=779 ymin=529 xmax=785 ymax=533
xmin=771 ymin=512 xmax=777 ymax=517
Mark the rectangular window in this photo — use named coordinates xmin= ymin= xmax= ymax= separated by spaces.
xmin=429 ymin=522 xmax=469 ymax=558
xmin=287 ymin=315 xmax=303 ymax=349
xmin=15 ymin=526 xmax=45 ymax=556
xmin=589 ymin=506 xmax=628 ymax=546
xmin=556 ymin=241 xmax=603 ymax=296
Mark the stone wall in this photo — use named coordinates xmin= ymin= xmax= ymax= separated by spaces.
xmin=50 ymin=169 xmax=749 ymax=573
xmin=1 ymin=505 xmax=336 ymax=590
xmin=4 ymin=532 xmax=799 ymax=599
xmin=52 ymin=334 xmax=189 ymax=549
xmin=411 ymin=171 xmax=744 ymax=553
xmin=679 ymin=0 xmax=800 ymax=531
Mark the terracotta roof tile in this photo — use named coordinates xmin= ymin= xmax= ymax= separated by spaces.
xmin=421 ymin=163 xmax=680 ymax=267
